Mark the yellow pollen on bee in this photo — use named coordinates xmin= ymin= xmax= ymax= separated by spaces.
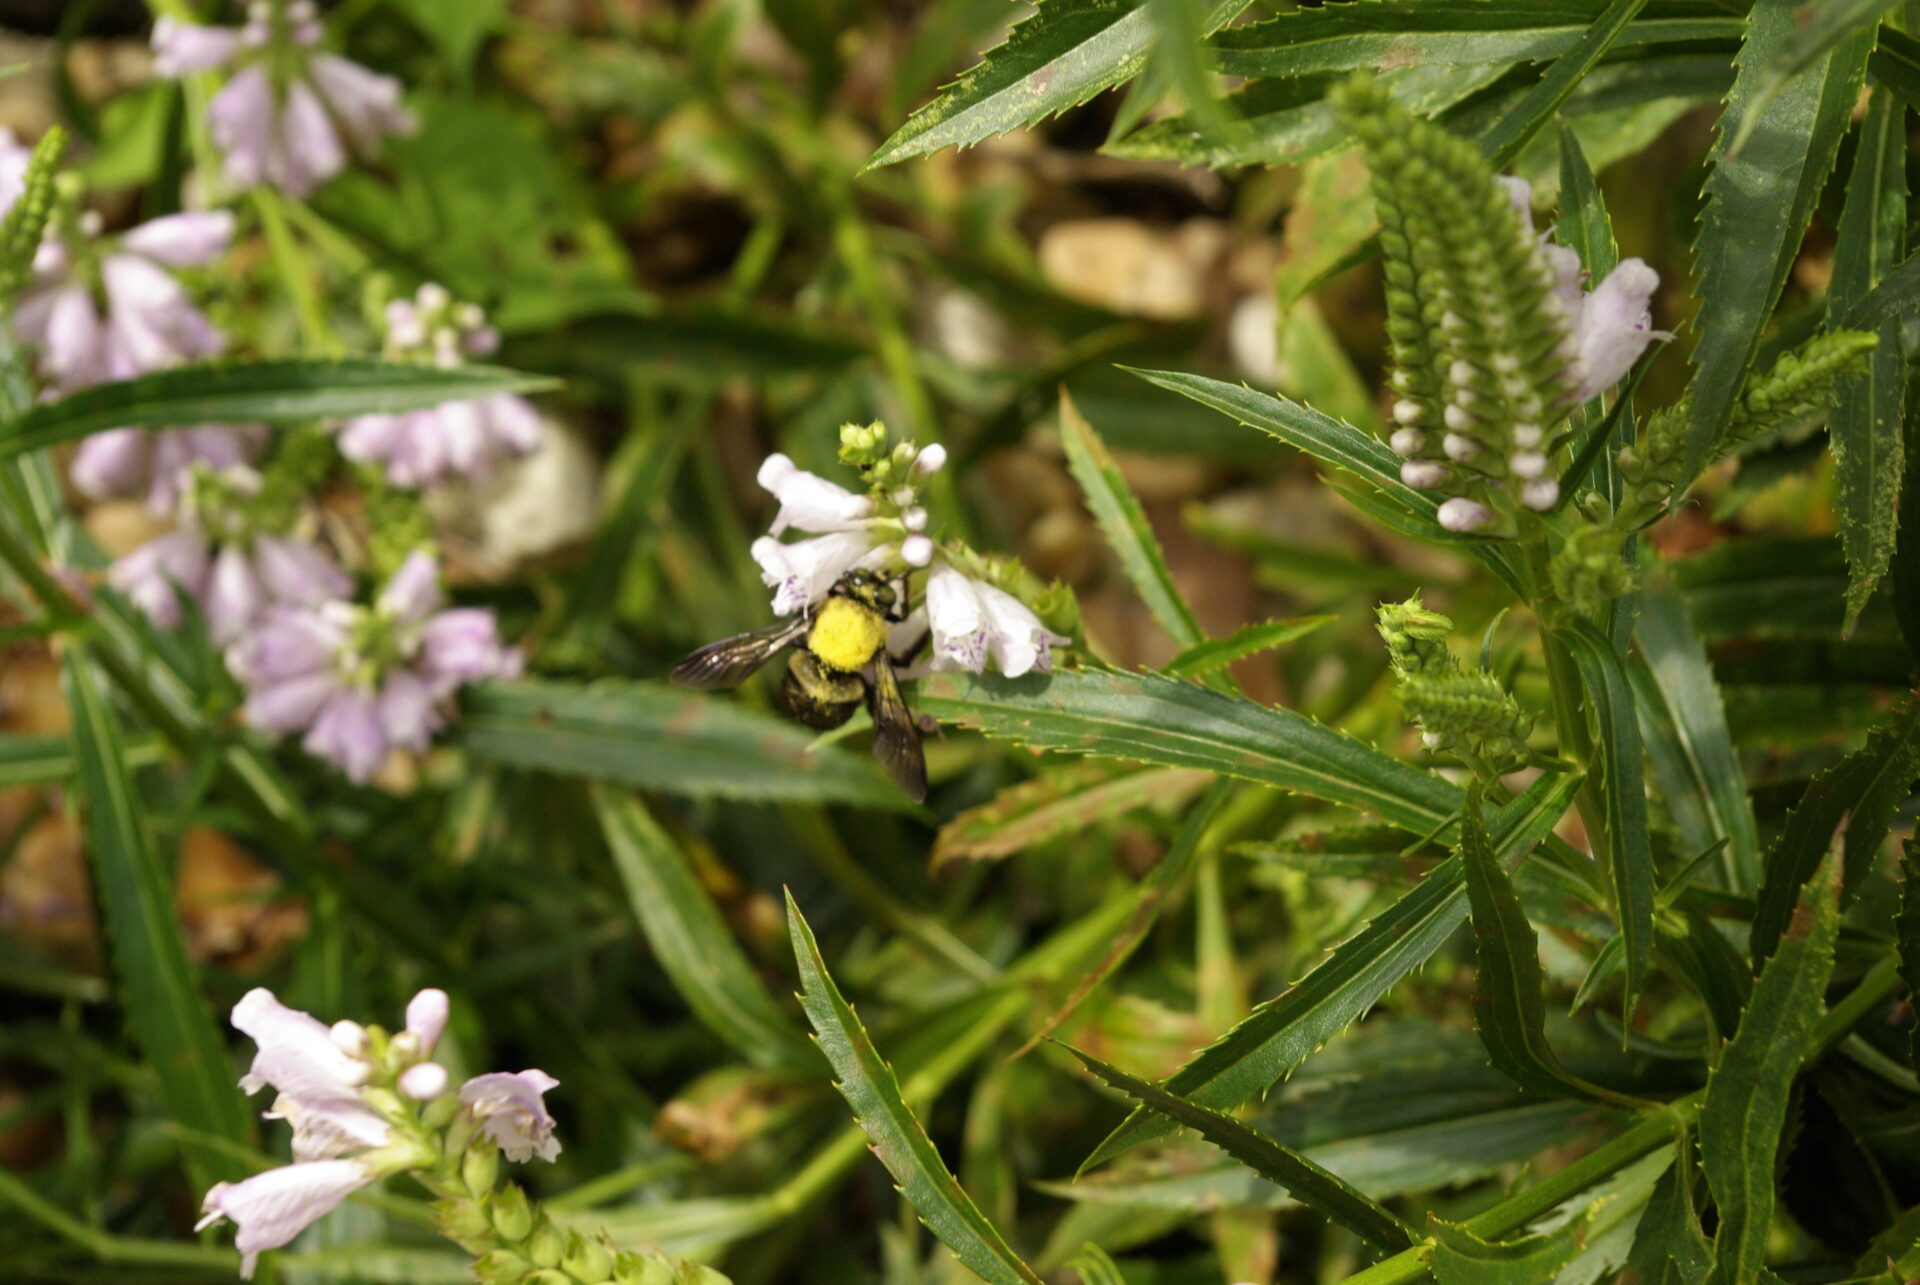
xmin=808 ymin=597 xmax=887 ymax=672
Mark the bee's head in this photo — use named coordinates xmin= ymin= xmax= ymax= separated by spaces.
xmin=833 ymin=570 xmax=896 ymax=614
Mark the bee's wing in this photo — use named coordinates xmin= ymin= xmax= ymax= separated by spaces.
xmin=670 ymin=618 xmax=808 ymax=690
xmin=866 ymin=657 xmax=927 ymax=803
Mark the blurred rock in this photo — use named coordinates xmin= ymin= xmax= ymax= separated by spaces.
xmin=1228 ymin=292 xmax=1283 ymax=387
xmin=919 ymin=286 xmax=1015 ymax=372
xmin=0 ymin=813 xmax=100 ymax=971
xmin=0 ymin=647 xmax=68 ymax=737
xmin=425 ymin=414 xmax=601 ymax=581
xmin=83 ymin=499 xmax=169 ymax=559
xmin=1037 ymin=217 xmax=1229 ymax=320
xmin=176 ymin=827 xmax=308 ymax=969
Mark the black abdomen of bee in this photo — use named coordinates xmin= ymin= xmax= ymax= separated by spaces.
xmin=779 ymin=651 xmax=862 ymax=729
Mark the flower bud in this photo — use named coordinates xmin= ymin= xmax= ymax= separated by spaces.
xmin=463 ymin=1140 xmax=501 ymax=1194
xmin=434 ymin=1196 xmax=492 ymax=1244
xmin=901 ymin=535 xmax=933 ymax=568
xmin=524 ymin=1272 xmax=572 ymax=1285
xmin=1509 ymin=451 xmax=1547 ymax=479
xmin=400 ymin=1062 xmax=450 ymax=1101
xmin=901 ymin=506 xmax=928 ymax=531
xmin=1442 ymin=433 xmax=1480 ymax=461
xmin=1520 ymin=478 xmax=1559 ymax=511
xmin=526 ymin=1216 xmax=565 ymax=1268
xmin=564 ymin=1235 xmax=616 ymax=1283
xmin=1400 ymin=460 xmax=1448 ymax=489
xmin=405 ymin=988 xmax=450 ymax=1055
xmin=1391 ymin=399 xmax=1423 ymax=425
xmin=1443 ymin=403 xmax=1474 ymax=431
xmin=1437 ymin=497 xmax=1491 ymax=533
xmin=472 ymin=1250 xmax=532 ymax=1285
xmin=914 ymin=443 xmax=947 ymax=476
xmin=330 ymin=1021 xmax=368 ymax=1058
xmin=489 ymin=1183 xmax=534 ymax=1242
xmin=1389 ymin=428 xmax=1425 ymax=457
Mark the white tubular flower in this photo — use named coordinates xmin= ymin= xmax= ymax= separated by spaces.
xmin=198 ymin=1159 xmax=378 ymax=1280
xmin=458 ymin=1070 xmax=562 ymax=1164
xmin=230 ymin=989 xmax=391 ymax=1163
xmin=404 ymin=988 xmax=449 ymax=1056
xmin=752 ymin=531 xmax=882 ymax=616
xmin=925 ymin=562 xmax=1065 ymax=679
xmin=758 ymin=453 xmax=874 ymax=535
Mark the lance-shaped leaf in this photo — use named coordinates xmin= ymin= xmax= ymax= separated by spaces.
xmin=1869 ymin=27 xmax=1920 ymax=111
xmin=1828 ymin=90 xmax=1909 ymax=629
xmin=1701 ymin=854 xmax=1842 ymax=1285
xmin=1723 ymin=0 xmax=1901 ymax=153
xmin=866 ymin=0 xmax=1251 ymax=170
xmin=933 ymin=763 xmax=1213 ymax=867
xmin=1083 ymin=771 xmax=1583 ymax=1166
xmin=787 ymin=894 xmax=1045 ymax=1285
xmin=1458 ymin=787 xmax=1637 ymax=1106
xmin=60 ymin=648 xmax=252 ymax=1189
xmin=1429 ymin=1213 xmax=1583 ymax=1285
xmin=1624 ymin=1146 xmax=1714 ymax=1285
xmin=1065 ymin=1243 xmax=1127 ymax=1285
xmin=0 ymin=358 xmax=557 ymax=456
xmin=1011 ymin=781 xmax=1231 ymax=1059
xmin=1209 ymin=1 xmax=1735 ymax=80
xmin=1749 ymin=691 xmax=1920 ymax=965
xmin=1678 ymin=0 xmax=1873 ymax=482
xmin=1060 ymin=391 xmax=1204 ymax=649
xmin=594 ymin=788 xmax=813 ymax=1070
xmin=1900 ymin=837 xmax=1920 ymax=1068
xmin=915 ymin=669 xmax=1457 ymax=831
xmin=1632 ymin=586 xmax=1759 ymax=893
xmin=1471 ymin=0 xmax=1654 ymax=166
xmin=1164 ymin=616 xmax=1332 ymax=678
xmin=1560 ymin=622 xmax=1656 ymax=1008
xmin=460 ymin=680 xmax=909 ymax=809
xmin=1068 ymin=1046 xmax=1415 ymax=1252
xmin=0 ymin=732 xmax=162 ymax=786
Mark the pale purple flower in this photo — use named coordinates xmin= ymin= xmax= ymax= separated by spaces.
xmin=230 ymin=988 xmax=389 ymax=1163
xmin=925 ymin=561 xmax=1065 ymax=679
xmin=1564 ymin=258 xmax=1665 ymax=402
xmin=71 ymin=424 xmax=265 ymax=514
xmin=398 ymin=1062 xmax=450 ymax=1101
xmin=228 ymin=553 xmax=520 ymax=783
xmin=458 ymin=1070 xmax=562 ymax=1164
xmin=0 ymin=127 xmax=32 ymax=215
xmin=114 ymin=529 xmax=349 ymax=645
xmin=158 ymin=5 xmax=414 ymax=198
xmin=336 ymin=394 xmax=542 ymax=488
xmin=14 ymin=211 xmax=232 ymax=393
xmin=199 ymin=1159 xmax=377 ymax=1280
xmin=404 ymin=987 xmax=449 ymax=1054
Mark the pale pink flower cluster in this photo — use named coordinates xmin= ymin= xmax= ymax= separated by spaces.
xmin=750 ymin=450 xmax=1065 ymax=677
xmin=337 ymin=285 xmax=540 ymax=487
xmin=153 ymin=2 xmax=415 ymax=199
xmin=199 ymin=988 xmax=559 ymax=1279
xmin=227 ymin=552 xmax=521 ymax=782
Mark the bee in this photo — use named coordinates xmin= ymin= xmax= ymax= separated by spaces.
xmin=670 ymin=570 xmax=927 ymax=802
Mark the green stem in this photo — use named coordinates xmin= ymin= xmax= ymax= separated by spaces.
xmin=253 ymin=189 xmax=339 ymax=355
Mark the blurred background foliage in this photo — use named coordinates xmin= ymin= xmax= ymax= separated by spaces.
xmin=1 ymin=1 xmax=1917 ymax=1284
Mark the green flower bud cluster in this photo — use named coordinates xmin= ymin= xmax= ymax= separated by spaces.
xmin=1547 ymin=520 xmax=1635 ymax=618
xmin=837 ymin=419 xmax=942 ymax=492
xmin=0 ymin=128 xmax=64 ymax=305
xmin=1615 ymin=329 xmax=1879 ymax=525
xmin=1376 ymin=594 xmax=1531 ymax=769
xmin=1332 ymin=74 xmax=1573 ymax=534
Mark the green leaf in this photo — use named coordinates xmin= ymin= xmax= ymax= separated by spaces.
xmin=1624 ymin=1147 xmax=1714 ymax=1285
xmin=1827 ymin=89 xmax=1909 ymax=629
xmin=1060 ymin=391 xmax=1204 ymax=649
xmin=1679 ymin=0 xmax=1873 ymax=481
xmin=461 ymin=680 xmax=909 ymax=809
xmin=1210 ymin=1 xmax=1736 ymax=80
xmin=59 ymin=647 xmax=251 ymax=1189
xmin=1069 ymin=1046 xmax=1416 ymax=1252
xmin=786 ymin=894 xmax=1045 ymax=1285
xmin=1748 ymin=691 xmax=1920 ymax=965
xmin=1560 ymin=621 xmax=1657 ymax=1009
xmin=593 ymin=787 xmax=813 ymax=1070
xmin=388 ymin=0 xmax=508 ymax=73
xmin=1066 ymin=1242 xmax=1128 ymax=1285
xmin=1656 ymin=910 xmax=1751 ymax=1040
xmin=1472 ymin=0 xmax=1656 ymax=167
xmin=915 ymin=669 xmax=1456 ymax=830
xmin=1163 ymin=617 xmax=1333 ymax=678
xmin=1428 ymin=1212 xmax=1582 ymax=1285
xmin=1701 ymin=855 xmax=1842 ymax=1285
xmin=1125 ymin=367 xmax=1524 ymax=593
xmin=0 ymin=732 xmax=159 ymax=785
xmin=1012 ymin=781 xmax=1231 ymax=1058
xmin=1903 ymin=837 xmax=1920 ymax=1069
xmin=1631 ymin=586 xmax=1760 ymax=893
xmin=1458 ymin=787 xmax=1631 ymax=1105
xmin=866 ymin=0 xmax=1251 ymax=170
xmin=1868 ymin=27 xmax=1920 ymax=112
xmin=0 ymin=359 xmax=557 ymax=457
xmin=1082 ymin=770 xmax=1583 ymax=1166
xmin=1724 ymin=0 xmax=1900 ymax=153
xmin=932 ymin=764 xmax=1212 ymax=867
